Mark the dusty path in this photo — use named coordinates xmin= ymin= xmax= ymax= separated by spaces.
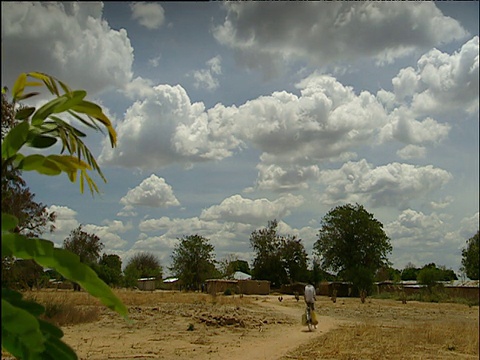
xmin=221 ymin=298 xmax=341 ymax=360
xmin=61 ymin=295 xmax=343 ymax=360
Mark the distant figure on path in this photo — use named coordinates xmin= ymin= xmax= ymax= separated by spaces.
xmin=304 ymin=284 xmax=316 ymax=310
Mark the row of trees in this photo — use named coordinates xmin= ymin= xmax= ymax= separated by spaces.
xmin=2 ymin=91 xmax=478 ymax=293
xmin=3 ymin=201 xmax=478 ymax=294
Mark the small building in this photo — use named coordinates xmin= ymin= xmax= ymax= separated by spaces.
xmin=238 ymin=279 xmax=270 ymax=295
xmin=163 ymin=277 xmax=181 ymax=290
xmin=205 ymin=278 xmax=270 ymax=295
xmin=206 ymin=279 xmax=238 ymax=294
xmin=232 ymin=271 xmax=252 ymax=280
xmin=137 ymin=277 xmax=156 ymax=291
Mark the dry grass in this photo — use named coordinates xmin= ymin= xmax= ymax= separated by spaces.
xmin=283 ymin=318 xmax=479 ymax=360
xmin=20 ymin=290 xmax=478 ymax=360
xmin=111 ymin=288 xmax=253 ymax=307
xmin=25 ymin=291 xmax=100 ymax=326
xmin=23 ymin=289 xmax=251 ymax=325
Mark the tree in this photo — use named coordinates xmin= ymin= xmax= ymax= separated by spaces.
xmin=313 ymin=203 xmax=392 ymax=295
xmin=417 ymin=263 xmax=444 ymax=290
xmin=218 ymin=254 xmax=251 ymax=278
xmin=250 ymin=219 xmax=309 ymax=287
xmin=250 ymin=220 xmax=286 ymax=287
xmin=1 ymin=93 xmax=56 ymax=237
xmin=280 ymin=236 xmax=309 ymax=284
xmin=2 ymin=73 xmax=126 ymax=360
xmin=63 ymin=225 xmax=104 ymax=265
xmin=96 ymin=254 xmax=123 ymax=287
xmin=461 ymin=231 xmax=479 ymax=280
xmin=123 ymin=252 xmax=162 ymax=288
xmin=401 ymin=263 xmax=420 ymax=281
xmin=1 ymin=259 xmax=47 ymax=290
xmin=63 ymin=225 xmax=104 ymax=291
xmin=375 ymin=266 xmax=401 ymax=282
xmin=170 ymin=234 xmax=217 ymax=290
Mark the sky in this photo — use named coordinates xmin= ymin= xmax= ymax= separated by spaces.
xmin=1 ymin=2 xmax=479 ymax=277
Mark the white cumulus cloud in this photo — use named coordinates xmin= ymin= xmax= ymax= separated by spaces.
xmin=392 ymin=36 xmax=479 ymax=116
xmin=318 ymin=160 xmax=453 ymax=209
xmin=213 ymin=2 xmax=468 ymax=76
xmin=200 ymin=194 xmax=304 ymax=225
xmin=191 ymin=56 xmax=222 ymax=91
xmin=120 ymin=174 xmax=180 ymax=208
xmin=130 ymin=2 xmax=165 ymax=30
xmin=1 ymin=2 xmax=134 ymax=95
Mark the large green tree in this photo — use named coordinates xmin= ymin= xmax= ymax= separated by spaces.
xmin=63 ymin=226 xmax=104 ymax=266
xmin=170 ymin=234 xmax=217 ymax=290
xmin=461 ymin=231 xmax=479 ymax=280
xmin=61 ymin=205 xmax=103 ymax=291
xmin=123 ymin=252 xmax=162 ymax=288
xmin=280 ymin=235 xmax=309 ymax=284
xmin=401 ymin=262 xmax=420 ymax=281
xmin=313 ymin=203 xmax=392 ymax=294
xmin=95 ymin=254 xmax=123 ymax=288
xmin=250 ymin=219 xmax=309 ymax=287
xmin=250 ymin=220 xmax=286 ymax=287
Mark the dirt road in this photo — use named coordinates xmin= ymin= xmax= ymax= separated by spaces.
xmin=62 ymin=295 xmax=342 ymax=360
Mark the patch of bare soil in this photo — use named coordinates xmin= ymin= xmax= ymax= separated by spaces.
xmin=60 ymin=294 xmax=338 ymax=360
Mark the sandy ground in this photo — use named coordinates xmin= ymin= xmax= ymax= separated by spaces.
xmin=61 ymin=295 xmax=343 ymax=360
xmin=5 ymin=292 xmax=473 ymax=360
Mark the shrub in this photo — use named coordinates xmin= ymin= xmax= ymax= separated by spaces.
xmin=223 ymin=288 xmax=233 ymax=296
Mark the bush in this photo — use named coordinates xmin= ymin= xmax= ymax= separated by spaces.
xmin=223 ymin=288 xmax=233 ymax=296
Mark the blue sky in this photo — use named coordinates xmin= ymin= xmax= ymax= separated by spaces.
xmin=2 ymin=2 xmax=478 ymax=276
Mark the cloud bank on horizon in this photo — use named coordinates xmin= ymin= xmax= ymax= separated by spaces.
xmin=1 ymin=1 xmax=478 ymax=275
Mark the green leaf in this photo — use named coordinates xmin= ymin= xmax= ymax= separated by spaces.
xmin=15 ymin=107 xmax=36 ymax=120
xmin=31 ymin=96 xmax=68 ymax=125
xmin=18 ymin=154 xmax=47 ymax=171
xmin=17 ymin=92 xmax=40 ymax=101
xmin=36 ymin=158 xmax=62 ymax=176
xmin=58 ymin=80 xmax=72 ymax=96
xmin=1 ymin=213 xmax=18 ymax=232
xmin=70 ymin=101 xmax=117 ymax=147
xmin=27 ymin=135 xmax=58 ymax=149
xmin=12 ymin=73 xmax=27 ymax=100
xmin=2 ymin=299 xmax=46 ymax=359
xmin=2 ymin=288 xmax=77 ymax=360
xmin=52 ymin=90 xmax=87 ymax=114
xmin=1 ymin=234 xmax=129 ymax=318
xmin=25 ymin=81 xmax=43 ymax=87
xmin=1 ymin=121 xmax=29 ymax=159
xmin=2 ymin=288 xmax=45 ymax=318
xmin=42 ymin=333 xmax=78 ymax=360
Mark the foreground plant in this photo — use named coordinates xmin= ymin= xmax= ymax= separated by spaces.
xmin=1 ymin=72 xmax=127 ymax=359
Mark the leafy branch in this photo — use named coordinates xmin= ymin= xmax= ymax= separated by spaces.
xmin=2 ymin=73 xmax=128 ymax=360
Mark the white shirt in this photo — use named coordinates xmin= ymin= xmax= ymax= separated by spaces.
xmin=304 ymin=284 xmax=316 ymax=303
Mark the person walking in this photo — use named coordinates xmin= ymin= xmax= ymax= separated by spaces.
xmin=304 ymin=284 xmax=317 ymax=329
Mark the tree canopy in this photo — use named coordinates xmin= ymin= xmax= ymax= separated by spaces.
xmin=314 ymin=203 xmax=392 ymax=293
xmin=170 ymin=234 xmax=217 ymax=290
xmin=123 ymin=252 xmax=162 ymax=288
xmin=461 ymin=231 xmax=479 ymax=280
xmin=250 ymin=219 xmax=309 ymax=287
xmin=63 ymin=225 xmax=104 ymax=266
xmin=96 ymin=254 xmax=123 ymax=287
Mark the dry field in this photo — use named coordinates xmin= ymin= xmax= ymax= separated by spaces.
xmin=3 ymin=289 xmax=478 ymax=360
